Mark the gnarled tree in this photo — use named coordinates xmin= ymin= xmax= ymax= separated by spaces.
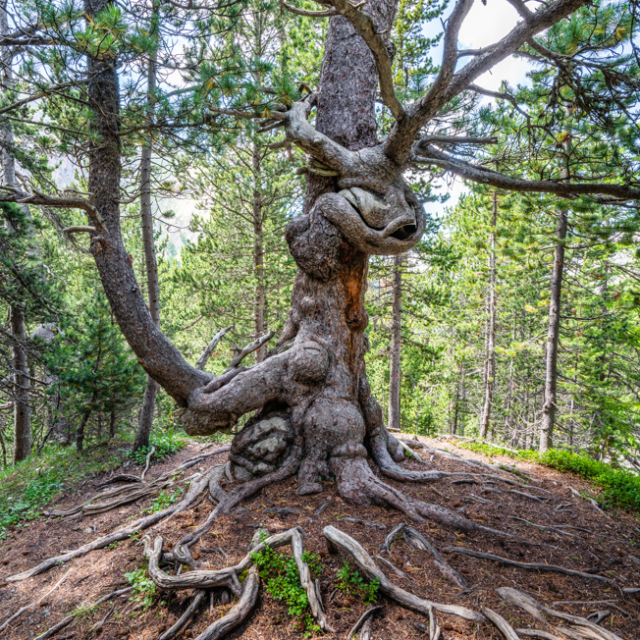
xmin=2 ymin=0 xmax=640 ymax=527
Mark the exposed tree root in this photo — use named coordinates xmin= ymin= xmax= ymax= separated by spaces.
xmin=347 ymin=606 xmax=382 ymax=639
xmin=402 ymin=526 xmax=469 ymax=590
xmin=0 ymin=567 xmax=73 ymax=632
xmin=445 ymin=547 xmax=616 ymax=583
xmin=516 ymin=630 xmax=567 ymax=640
xmin=7 ymin=466 xmax=220 ymax=582
xmin=323 ymin=525 xmax=484 ymax=622
xmin=497 ymin=588 xmax=624 ymax=640
xmin=176 ymin=441 xmax=302 ymax=549
xmin=144 ymin=527 xmax=331 ymax=635
xmin=483 ymin=606 xmax=520 ymax=640
xmin=32 ymin=586 xmax=132 ymax=640
xmin=158 ymin=589 xmax=206 ymax=640
xmin=192 ymin=566 xmax=259 ymax=640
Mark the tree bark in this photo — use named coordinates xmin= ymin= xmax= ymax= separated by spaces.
xmin=133 ymin=18 xmax=160 ymax=453
xmin=2 ymin=6 xmax=31 ymax=463
xmin=10 ymin=307 xmax=31 ymax=462
xmin=540 ymin=207 xmax=568 ymax=453
xmin=479 ymin=191 xmax=498 ymax=439
xmin=252 ymin=141 xmax=267 ymax=363
xmin=388 ymin=253 xmax=403 ymax=431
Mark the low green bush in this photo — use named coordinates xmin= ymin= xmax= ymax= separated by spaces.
xmin=130 ymin=428 xmax=186 ymax=466
xmin=251 ymin=536 xmax=323 ymax=637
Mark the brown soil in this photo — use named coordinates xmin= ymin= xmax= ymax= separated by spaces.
xmin=1 ymin=438 xmax=639 ymax=640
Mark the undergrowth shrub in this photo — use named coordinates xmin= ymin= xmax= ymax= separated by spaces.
xmin=456 ymin=440 xmax=640 ymax=511
xmin=124 ymin=566 xmax=156 ymax=609
xmin=130 ymin=428 xmax=186 ymax=466
xmin=251 ymin=536 xmax=323 ymax=637
xmin=336 ymin=562 xmax=380 ymax=605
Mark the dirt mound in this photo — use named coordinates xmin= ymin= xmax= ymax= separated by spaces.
xmin=1 ymin=439 xmax=639 ymax=640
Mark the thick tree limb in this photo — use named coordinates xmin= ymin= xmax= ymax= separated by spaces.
xmin=384 ymin=0 xmax=589 ymax=162
xmin=413 ymin=146 xmax=640 ymax=200
xmin=62 ymin=226 xmax=96 ymax=234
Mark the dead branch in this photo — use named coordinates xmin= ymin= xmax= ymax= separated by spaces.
xmin=403 ymin=526 xmax=468 ymax=590
xmin=444 ymin=547 xmax=616 ymax=583
xmin=140 ymin=445 xmax=156 ymax=481
xmin=195 ymin=326 xmax=233 ymax=371
xmin=228 ymin=330 xmax=275 ymax=368
xmin=347 ymin=606 xmax=383 ymax=639
xmin=61 ymin=225 xmax=96 ymax=235
xmin=158 ymin=590 xmax=206 ymax=640
xmin=497 ymin=588 xmax=623 ymax=640
xmin=281 ymin=0 xmax=337 ymax=17
xmin=379 ymin=522 xmax=406 ymax=554
xmin=323 ymin=526 xmax=484 ymax=622
xmin=483 ymin=607 xmax=520 ymax=640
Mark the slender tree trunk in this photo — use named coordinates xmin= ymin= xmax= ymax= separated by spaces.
xmin=109 ymin=410 xmax=116 ymax=438
xmin=2 ymin=7 xmax=31 ymax=463
xmin=76 ymin=410 xmax=91 ymax=453
xmin=133 ymin=9 xmax=160 ymax=453
xmin=252 ymin=141 xmax=267 ymax=363
xmin=388 ymin=254 xmax=403 ymax=431
xmin=540 ymin=209 xmax=568 ymax=452
xmin=479 ymin=191 xmax=498 ymax=439
xmin=10 ymin=307 xmax=31 ymax=462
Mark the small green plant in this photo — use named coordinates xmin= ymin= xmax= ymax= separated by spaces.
xmin=336 ymin=562 xmax=380 ymax=605
xmin=145 ymin=487 xmax=184 ymax=514
xmin=251 ymin=540 xmax=324 ymax=636
xmin=124 ymin=566 xmax=156 ymax=609
xmin=130 ymin=429 xmax=186 ymax=466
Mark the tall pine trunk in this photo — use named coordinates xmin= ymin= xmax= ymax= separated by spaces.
xmin=133 ymin=9 xmax=160 ymax=453
xmin=1 ymin=5 xmax=31 ymax=462
xmin=479 ymin=191 xmax=498 ymax=439
xmin=540 ymin=208 xmax=568 ymax=452
xmin=388 ymin=253 xmax=403 ymax=431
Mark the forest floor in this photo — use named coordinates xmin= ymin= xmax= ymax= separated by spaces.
xmin=0 ymin=437 xmax=639 ymax=640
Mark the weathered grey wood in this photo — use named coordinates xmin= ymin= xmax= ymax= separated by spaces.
xmin=323 ymin=526 xmax=483 ymax=622
xmin=482 ymin=607 xmax=520 ymax=640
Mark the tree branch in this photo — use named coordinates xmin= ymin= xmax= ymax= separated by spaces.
xmin=384 ymin=0 xmax=589 ymax=163
xmin=281 ymin=0 xmax=337 ymax=17
xmin=0 ymin=80 xmax=85 ymax=116
xmin=228 ymin=331 xmax=275 ymax=369
xmin=413 ymin=145 xmax=640 ymax=200
xmin=62 ymin=226 xmax=96 ymax=234
xmin=195 ymin=325 xmax=233 ymax=371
